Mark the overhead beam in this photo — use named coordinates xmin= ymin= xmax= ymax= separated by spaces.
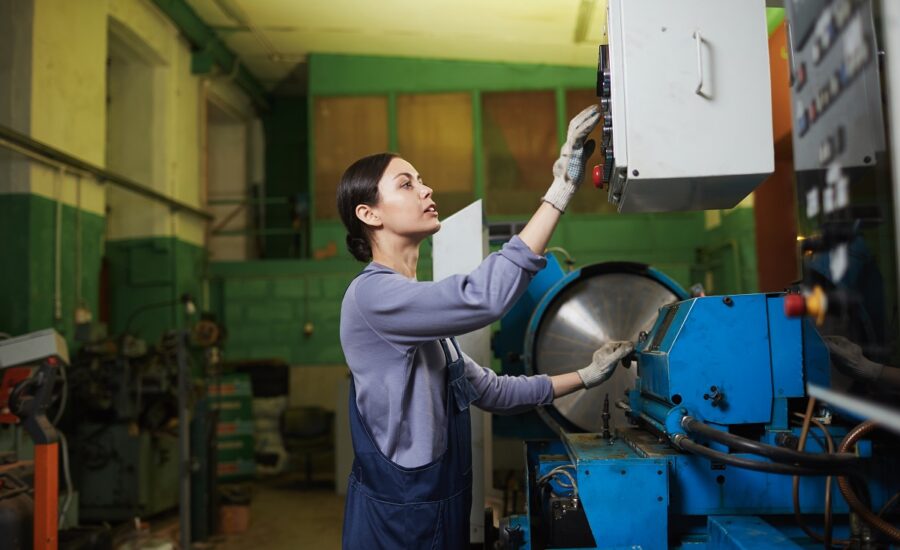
xmin=150 ymin=0 xmax=270 ymax=111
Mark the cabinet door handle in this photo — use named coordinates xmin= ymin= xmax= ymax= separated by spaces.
xmin=693 ymin=30 xmax=709 ymax=98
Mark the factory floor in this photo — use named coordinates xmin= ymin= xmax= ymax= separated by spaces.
xmin=212 ymin=479 xmax=344 ymax=550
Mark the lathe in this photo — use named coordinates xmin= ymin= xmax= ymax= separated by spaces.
xmin=492 ymin=257 xmax=899 ymax=548
xmin=490 ymin=0 xmax=900 ymax=547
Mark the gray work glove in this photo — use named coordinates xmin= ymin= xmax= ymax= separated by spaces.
xmin=542 ymin=105 xmax=601 ymax=213
xmin=825 ymin=335 xmax=884 ymax=382
xmin=577 ymin=341 xmax=634 ymax=389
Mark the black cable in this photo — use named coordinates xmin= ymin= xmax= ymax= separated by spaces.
xmin=677 ymin=437 xmax=842 ymax=476
xmin=683 ymin=417 xmax=862 ymax=472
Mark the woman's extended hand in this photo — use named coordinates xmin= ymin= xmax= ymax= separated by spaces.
xmin=542 ymin=104 xmax=601 ymax=213
xmin=518 ymin=105 xmax=601 ymax=255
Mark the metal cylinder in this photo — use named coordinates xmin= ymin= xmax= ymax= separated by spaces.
xmin=525 ymin=262 xmax=686 ymax=432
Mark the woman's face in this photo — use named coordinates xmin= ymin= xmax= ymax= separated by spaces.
xmin=368 ymin=157 xmax=440 ymax=240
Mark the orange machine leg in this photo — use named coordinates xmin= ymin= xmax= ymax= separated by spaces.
xmin=34 ymin=442 xmax=58 ymax=550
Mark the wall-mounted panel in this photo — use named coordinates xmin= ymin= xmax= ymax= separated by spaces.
xmin=482 ymin=91 xmax=557 ymax=216
xmin=397 ymin=92 xmax=474 ymax=218
xmin=313 ymin=96 xmax=388 ymax=220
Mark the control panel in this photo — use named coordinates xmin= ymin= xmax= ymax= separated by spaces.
xmin=785 ymin=0 xmax=895 ymax=360
xmin=789 ymin=0 xmax=884 ymax=173
xmin=595 ymin=45 xmax=615 ymax=190
xmin=600 ymin=0 xmax=774 ymax=213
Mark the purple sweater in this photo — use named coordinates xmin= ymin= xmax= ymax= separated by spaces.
xmin=340 ymin=236 xmax=554 ymax=468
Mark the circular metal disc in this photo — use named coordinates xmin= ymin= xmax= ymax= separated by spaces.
xmin=531 ymin=270 xmax=681 ymax=432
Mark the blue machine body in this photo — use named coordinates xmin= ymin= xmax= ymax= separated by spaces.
xmin=630 ymin=294 xmax=829 ymax=431
xmin=502 ymin=279 xmax=896 ymax=549
xmin=517 ymin=430 xmax=891 ymax=548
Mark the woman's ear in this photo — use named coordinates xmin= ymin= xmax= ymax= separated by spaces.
xmin=355 ymin=204 xmax=382 ymax=229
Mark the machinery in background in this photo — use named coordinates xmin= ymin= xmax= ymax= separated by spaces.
xmin=60 ymin=332 xmax=182 ymax=523
xmin=60 ymin=317 xmax=225 ymax=548
xmin=0 ymin=329 xmax=69 ymax=550
xmin=492 ymin=0 xmax=900 ymax=547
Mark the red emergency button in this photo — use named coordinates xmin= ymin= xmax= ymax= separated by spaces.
xmin=784 ymin=294 xmax=806 ymax=317
xmin=593 ymin=164 xmax=603 ymax=189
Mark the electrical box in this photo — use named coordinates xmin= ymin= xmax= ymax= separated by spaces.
xmin=602 ymin=0 xmax=774 ymax=212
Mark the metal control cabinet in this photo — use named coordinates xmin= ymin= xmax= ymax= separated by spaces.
xmin=603 ymin=0 xmax=774 ymax=213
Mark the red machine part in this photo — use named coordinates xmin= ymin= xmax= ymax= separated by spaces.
xmin=593 ymin=164 xmax=603 ymax=189
xmin=35 ymin=443 xmax=59 ymax=549
xmin=0 ymin=367 xmax=32 ymax=424
xmin=783 ymin=294 xmax=807 ymax=317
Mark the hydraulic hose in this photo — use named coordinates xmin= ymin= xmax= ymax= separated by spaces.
xmin=836 ymin=421 xmax=900 ymax=543
xmin=675 ymin=435 xmax=834 ymax=476
xmin=682 ymin=416 xmax=862 ymax=473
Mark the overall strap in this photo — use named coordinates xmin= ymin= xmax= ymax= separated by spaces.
xmin=438 ymin=338 xmax=456 ymax=364
xmin=448 ymin=337 xmax=464 ymax=361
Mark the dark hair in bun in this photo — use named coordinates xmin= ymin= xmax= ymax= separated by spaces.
xmin=337 ymin=153 xmax=398 ymax=262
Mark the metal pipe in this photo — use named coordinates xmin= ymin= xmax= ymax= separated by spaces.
xmin=639 ymin=412 xmax=667 ymax=436
xmin=837 ymin=422 xmax=900 ymax=542
xmin=176 ymin=330 xmax=192 ymax=550
xmin=636 ymin=394 xmax=673 ymax=426
xmin=0 ymin=124 xmax=212 ymax=221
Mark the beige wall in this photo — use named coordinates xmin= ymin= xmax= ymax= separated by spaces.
xmin=5 ymin=0 xmax=253 ymax=241
xmin=30 ymin=0 xmax=107 ymax=166
xmin=289 ymin=366 xmax=350 ymax=412
xmin=22 ymin=0 xmax=107 ymax=215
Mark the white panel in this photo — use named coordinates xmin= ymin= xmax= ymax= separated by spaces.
xmin=607 ymin=0 xmax=774 ymax=212
xmin=883 ymin=0 xmax=900 ymax=304
xmin=431 ymin=200 xmax=491 ymax=544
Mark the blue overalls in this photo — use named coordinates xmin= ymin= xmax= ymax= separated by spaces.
xmin=342 ymin=337 xmax=479 ymax=549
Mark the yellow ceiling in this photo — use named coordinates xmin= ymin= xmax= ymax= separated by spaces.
xmin=186 ymin=0 xmax=608 ymax=89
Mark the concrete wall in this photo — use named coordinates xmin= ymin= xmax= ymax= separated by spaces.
xmin=0 ymin=0 xmax=253 ymax=345
xmin=0 ymin=0 xmax=107 ymax=341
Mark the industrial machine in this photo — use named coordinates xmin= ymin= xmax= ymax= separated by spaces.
xmin=0 ymin=329 xmax=69 ymax=550
xmin=61 ymin=332 xmax=182 ymax=522
xmin=493 ymin=260 xmax=900 ymax=548
xmin=0 ymin=314 xmax=222 ymax=549
xmin=60 ymin=320 xmax=222 ymax=549
xmin=492 ymin=0 xmax=900 ymax=547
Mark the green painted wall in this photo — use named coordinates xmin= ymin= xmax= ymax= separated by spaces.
xmin=544 ymin=212 xmax=707 ymax=287
xmin=262 ymin=96 xmax=308 ymax=258
xmin=0 ymin=194 xmax=104 ymax=348
xmin=209 ymin=259 xmax=361 ymax=365
xmin=213 ymin=53 xmax=760 ymax=367
xmin=700 ymin=208 xmax=760 ymax=295
xmin=106 ymin=237 xmax=206 ymax=344
xmin=309 ymin=54 xmax=595 ymax=96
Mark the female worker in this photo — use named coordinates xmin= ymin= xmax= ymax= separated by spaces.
xmin=337 ymin=105 xmax=632 ymax=549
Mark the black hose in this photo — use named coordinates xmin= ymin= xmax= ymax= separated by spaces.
xmin=677 ymin=437 xmax=840 ymax=476
xmin=682 ymin=417 xmax=862 ymax=472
